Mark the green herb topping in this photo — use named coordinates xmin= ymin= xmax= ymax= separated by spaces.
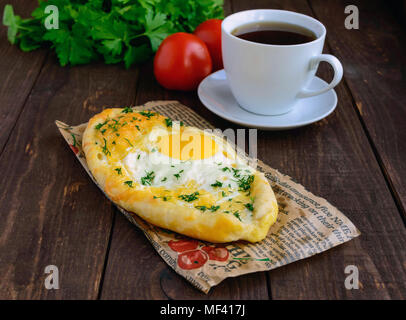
xmin=101 ymin=138 xmax=110 ymax=156
xmin=121 ymin=107 xmax=133 ymax=113
xmin=164 ymin=118 xmax=173 ymax=127
xmin=124 ymin=181 xmax=133 ymax=188
xmin=139 ymin=111 xmax=155 ymax=119
xmin=178 ymin=191 xmax=199 ymax=202
xmin=211 ymin=180 xmax=223 ymax=188
xmin=141 ymin=171 xmax=155 ymax=186
xmin=173 ymin=170 xmax=184 ymax=180
xmin=245 ymin=203 xmax=254 ymax=211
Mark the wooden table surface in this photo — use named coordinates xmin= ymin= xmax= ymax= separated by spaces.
xmin=0 ymin=0 xmax=405 ymax=300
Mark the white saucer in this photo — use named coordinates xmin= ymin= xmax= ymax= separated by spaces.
xmin=198 ymin=69 xmax=338 ymax=130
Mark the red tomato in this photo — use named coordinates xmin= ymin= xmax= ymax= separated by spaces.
xmin=194 ymin=19 xmax=223 ymax=71
xmin=154 ymin=32 xmax=212 ymax=91
xmin=168 ymin=239 xmax=199 ymax=253
xmin=70 ymin=145 xmax=79 ymax=154
xmin=201 ymin=246 xmax=229 ymax=262
xmin=177 ymin=250 xmax=208 ymax=270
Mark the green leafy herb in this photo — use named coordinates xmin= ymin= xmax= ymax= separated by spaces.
xmin=141 ymin=171 xmax=155 ymax=186
xmin=178 ymin=191 xmax=199 ymax=202
xmin=101 ymin=138 xmax=110 ymax=156
xmin=195 ymin=205 xmax=207 ymax=211
xmin=114 ymin=168 xmax=122 ymax=175
xmin=245 ymin=203 xmax=254 ymax=211
xmin=124 ymin=138 xmax=133 ymax=147
xmin=124 ymin=180 xmax=133 ymax=187
xmin=153 ymin=195 xmax=169 ymax=201
xmin=211 ymin=180 xmax=223 ymax=188
xmin=195 ymin=205 xmax=220 ymax=212
xmin=237 ymin=174 xmax=255 ymax=193
xmin=122 ymin=107 xmax=133 ymax=113
xmin=209 ymin=205 xmax=220 ymax=212
xmin=3 ymin=1 xmax=223 ymax=68
xmin=139 ymin=110 xmax=155 ymax=119
xmin=222 ymin=191 xmax=227 ymax=197
xmin=164 ymin=118 xmax=173 ymax=127
xmin=233 ymin=211 xmax=242 ymax=221
xmin=161 ymin=177 xmax=167 ymax=182
xmin=222 ymin=167 xmax=231 ymax=172
xmin=173 ymin=169 xmax=184 ymax=180
xmin=95 ymin=120 xmax=108 ymax=131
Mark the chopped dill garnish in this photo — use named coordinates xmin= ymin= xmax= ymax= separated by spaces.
xmin=124 ymin=138 xmax=133 ymax=147
xmin=178 ymin=191 xmax=199 ymax=202
xmin=124 ymin=181 xmax=133 ymax=187
xmin=237 ymin=174 xmax=254 ymax=192
xmin=233 ymin=211 xmax=242 ymax=221
xmin=101 ymin=138 xmax=110 ymax=156
xmin=141 ymin=171 xmax=155 ymax=186
xmin=139 ymin=111 xmax=155 ymax=119
xmin=222 ymin=167 xmax=231 ymax=172
xmin=245 ymin=203 xmax=254 ymax=211
xmin=161 ymin=177 xmax=167 ymax=182
xmin=153 ymin=196 xmax=170 ymax=201
xmin=232 ymin=168 xmax=241 ymax=178
xmin=195 ymin=205 xmax=220 ymax=212
xmin=164 ymin=118 xmax=173 ymax=127
xmin=211 ymin=180 xmax=223 ymax=187
xmin=95 ymin=120 xmax=108 ymax=131
xmin=114 ymin=168 xmax=122 ymax=175
xmin=173 ymin=170 xmax=184 ymax=180
xmin=121 ymin=107 xmax=133 ymax=113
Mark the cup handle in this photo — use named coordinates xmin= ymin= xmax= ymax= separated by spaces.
xmin=297 ymin=54 xmax=343 ymax=98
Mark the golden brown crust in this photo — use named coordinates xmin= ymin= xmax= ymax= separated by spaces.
xmin=83 ymin=108 xmax=278 ymax=242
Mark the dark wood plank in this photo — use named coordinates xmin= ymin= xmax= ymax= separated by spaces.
xmin=0 ymin=1 xmax=47 ymax=153
xmin=232 ymin=0 xmax=406 ymax=299
xmin=100 ymin=0 xmax=270 ymax=300
xmin=309 ymin=0 xmax=406 ymax=218
xmin=0 ymin=56 xmax=139 ymax=298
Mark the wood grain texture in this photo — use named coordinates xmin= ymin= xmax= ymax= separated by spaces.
xmin=232 ymin=0 xmax=406 ymax=299
xmin=0 ymin=56 xmax=139 ymax=299
xmin=0 ymin=0 xmax=405 ymax=300
xmin=309 ymin=0 xmax=406 ymax=219
xmin=99 ymin=0 xmax=270 ymax=300
xmin=0 ymin=1 xmax=47 ymax=153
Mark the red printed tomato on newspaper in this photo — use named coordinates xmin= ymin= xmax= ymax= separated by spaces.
xmin=202 ymin=245 xmax=229 ymax=262
xmin=177 ymin=250 xmax=208 ymax=270
xmin=168 ymin=239 xmax=199 ymax=253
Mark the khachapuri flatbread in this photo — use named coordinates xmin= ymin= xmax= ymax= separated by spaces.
xmin=83 ymin=107 xmax=278 ymax=242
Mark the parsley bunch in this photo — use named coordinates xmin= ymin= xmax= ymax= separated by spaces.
xmin=3 ymin=0 xmax=223 ymax=68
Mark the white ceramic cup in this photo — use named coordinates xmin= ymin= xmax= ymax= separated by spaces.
xmin=222 ymin=9 xmax=343 ymax=115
